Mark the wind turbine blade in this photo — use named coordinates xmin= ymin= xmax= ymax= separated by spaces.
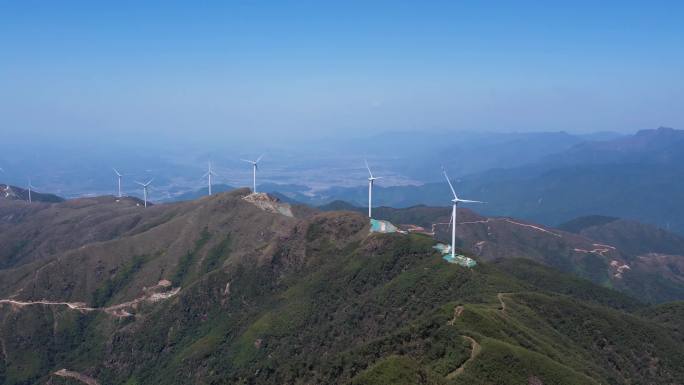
xmin=256 ymin=154 xmax=264 ymax=163
xmin=240 ymin=159 xmax=254 ymax=164
xmin=458 ymin=199 xmax=485 ymax=204
xmin=364 ymin=159 xmax=373 ymax=178
xmin=135 ymin=181 xmax=145 ymax=186
xmin=145 ymin=178 xmax=154 ymax=186
xmin=113 ymin=168 xmax=121 ymax=176
xmin=442 ymin=169 xmax=458 ymax=199
xmin=202 ymin=171 xmax=210 ymax=178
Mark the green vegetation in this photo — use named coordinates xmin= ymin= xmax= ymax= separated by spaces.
xmin=1 ymin=239 xmax=30 ymax=269
xmin=202 ymin=234 xmax=232 ymax=273
xmin=172 ymin=227 xmax=211 ymax=286
xmin=127 ymin=211 xmax=178 ymax=236
xmin=65 ymin=231 xmax=684 ymax=384
xmin=557 ymin=215 xmax=619 ymax=233
xmin=351 ymin=355 xmax=446 ymax=385
xmin=493 ymin=258 xmax=641 ymax=310
xmin=2 ymin=195 xmax=684 ymax=385
xmin=92 ymin=254 xmax=148 ymax=307
xmin=453 ymin=338 xmax=599 ymax=385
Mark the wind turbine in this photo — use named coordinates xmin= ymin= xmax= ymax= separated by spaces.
xmin=27 ymin=178 xmax=35 ymax=203
xmin=240 ymin=155 xmax=263 ymax=193
xmin=135 ymin=179 xmax=153 ymax=208
xmin=203 ymin=161 xmax=217 ymax=195
xmin=113 ymin=168 xmax=123 ymax=198
xmin=443 ymin=168 xmax=483 ymax=259
xmin=365 ymin=160 xmax=382 ymax=218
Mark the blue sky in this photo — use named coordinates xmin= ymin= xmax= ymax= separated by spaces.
xmin=1 ymin=0 xmax=682 ymax=143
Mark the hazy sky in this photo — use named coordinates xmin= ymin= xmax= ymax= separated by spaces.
xmin=1 ymin=0 xmax=682 ymax=144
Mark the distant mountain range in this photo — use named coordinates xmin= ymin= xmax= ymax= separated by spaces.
xmin=278 ymin=127 xmax=684 ymax=234
xmin=2 ymin=190 xmax=684 ymax=384
xmin=0 ymin=129 xmax=626 ymax=200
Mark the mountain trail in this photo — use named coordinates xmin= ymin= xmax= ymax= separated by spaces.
xmin=458 ymin=218 xmax=562 ymax=238
xmin=446 ymin=335 xmax=481 ymax=379
xmin=0 ymin=284 xmax=181 ymax=318
xmin=0 ymin=299 xmax=95 ymax=311
xmin=53 ymin=369 xmax=100 ymax=385
xmin=497 ymin=292 xmax=511 ymax=313
xmin=445 ymin=305 xmax=480 ymax=378
xmin=448 ymin=305 xmax=464 ymax=325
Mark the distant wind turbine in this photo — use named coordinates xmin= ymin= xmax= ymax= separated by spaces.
xmin=240 ymin=155 xmax=263 ymax=193
xmin=365 ymin=160 xmax=382 ymax=218
xmin=443 ymin=168 xmax=484 ymax=260
xmin=203 ymin=161 xmax=217 ymax=195
xmin=27 ymin=178 xmax=36 ymax=203
xmin=113 ymin=168 xmax=123 ymax=198
xmin=135 ymin=179 xmax=153 ymax=208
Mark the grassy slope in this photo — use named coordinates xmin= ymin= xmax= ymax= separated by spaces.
xmin=7 ymin=233 xmax=680 ymax=384
xmin=1 ymin=196 xmax=683 ymax=384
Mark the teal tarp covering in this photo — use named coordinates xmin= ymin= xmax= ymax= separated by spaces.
xmin=370 ymin=218 xmax=399 ymax=233
xmin=433 ymin=243 xmax=477 ymax=268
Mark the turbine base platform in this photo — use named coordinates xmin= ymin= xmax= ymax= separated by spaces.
xmin=370 ymin=218 xmax=400 ymax=233
xmin=433 ymin=243 xmax=477 ymax=268
xmin=443 ymin=254 xmax=477 ymax=268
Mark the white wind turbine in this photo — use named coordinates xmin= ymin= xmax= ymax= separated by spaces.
xmin=203 ymin=161 xmax=217 ymax=195
xmin=365 ymin=160 xmax=382 ymax=218
xmin=135 ymin=179 xmax=153 ymax=208
xmin=443 ymin=168 xmax=484 ymax=259
xmin=27 ymin=178 xmax=36 ymax=203
xmin=113 ymin=168 xmax=123 ymax=198
xmin=240 ymin=155 xmax=263 ymax=193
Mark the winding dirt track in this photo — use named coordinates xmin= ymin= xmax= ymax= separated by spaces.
xmin=0 ymin=300 xmax=94 ymax=311
xmin=446 ymin=335 xmax=481 ymax=379
xmin=0 ymin=286 xmax=181 ymax=384
xmin=448 ymin=305 xmax=464 ymax=325
xmin=0 ymin=287 xmax=181 ymax=318
xmin=445 ymin=293 xmax=514 ymax=378
xmin=497 ymin=292 xmax=510 ymax=313
xmin=53 ymin=369 xmax=100 ymax=385
xmin=445 ymin=305 xmax=482 ymax=378
xmin=455 ymin=217 xmax=563 ymax=238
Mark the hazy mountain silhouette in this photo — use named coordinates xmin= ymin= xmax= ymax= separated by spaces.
xmin=300 ymin=127 xmax=684 ymax=234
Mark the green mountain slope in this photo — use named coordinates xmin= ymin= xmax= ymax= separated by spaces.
xmin=0 ymin=191 xmax=683 ymax=384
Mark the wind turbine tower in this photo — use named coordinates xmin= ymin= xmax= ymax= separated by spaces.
xmin=27 ymin=178 xmax=35 ymax=203
xmin=240 ymin=155 xmax=263 ymax=193
xmin=135 ymin=179 xmax=153 ymax=208
xmin=365 ymin=160 xmax=382 ymax=218
xmin=203 ymin=161 xmax=217 ymax=195
xmin=443 ymin=169 xmax=483 ymax=259
xmin=113 ymin=168 xmax=123 ymax=198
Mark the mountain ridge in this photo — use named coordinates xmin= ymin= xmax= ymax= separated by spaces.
xmin=1 ymin=190 xmax=684 ymax=384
